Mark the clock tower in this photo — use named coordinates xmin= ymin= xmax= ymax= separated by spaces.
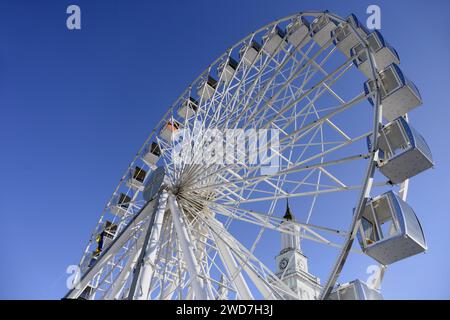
xmin=274 ymin=200 xmax=322 ymax=300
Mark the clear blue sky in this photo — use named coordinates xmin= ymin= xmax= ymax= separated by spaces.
xmin=0 ymin=0 xmax=449 ymax=299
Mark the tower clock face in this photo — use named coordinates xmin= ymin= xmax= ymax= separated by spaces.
xmin=279 ymin=258 xmax=289 ymax=270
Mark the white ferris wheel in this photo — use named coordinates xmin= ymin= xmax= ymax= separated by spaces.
xmin=65 ymin=11 xmax=433 ymax=300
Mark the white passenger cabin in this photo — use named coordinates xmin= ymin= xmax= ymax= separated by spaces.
xmin=332 ymin=14 xmax=369 ymax=57
xmin=351 ymin=31 xmax=400 ymax=78
xmin=110 ymin=193 xmax=131 ymax=217
xmin=286 ymin=16 xmax=311 ymax=50
xmin=329 ymin=279 xmax=383 ymax=300
xmin=178 ymin=96 xmax=198 ymax=119
xmin=310 ymin=14 xmax=337 ymax=48
xmin=126 ymin=166 xmax=147 ymax=191
xmin=142 ymin=141 xmax=161 ymax=168
xmin=218 ymin=57 xmax=238 ymax=85
xmin=159 ymin=119 xmax=182 ymax=142
xmin=364 ymin=63 xmax=422 ymax=121
xmin=357 ymin=191 xmax=427 ymax=265
xmin=368 ymin=117 xmax=434 ymax=184
xmin=239 ymin=40 xmax=262 ymax=66
xmin=262 ymin=26 xmax=287 ymax=56
xmin=197 ymin=76 xmax=218 ymax=101
xmin=101 ymin=220 xmax=117 ymax=248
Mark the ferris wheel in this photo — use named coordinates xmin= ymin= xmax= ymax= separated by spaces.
xmin=65 ymin=11 xmax=433 ymax=300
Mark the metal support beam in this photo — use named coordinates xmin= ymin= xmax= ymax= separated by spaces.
xmin=205 ymin=216 xmax=282 ymax=300
xmin=168 ymin=194 xmax=207 ymax=300
xmin=128 ymin=190 xmax=169 ymax=300
xmin=104 ymin=235 xmax=145 ymax=300
xmin=65 ymin=199 xmax=156 ymax=299
xmin=210 ymin=222 xmax=254 ymax=300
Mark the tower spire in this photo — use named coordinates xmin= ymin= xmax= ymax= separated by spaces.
xmin=283 ymin=198 xmax=294 ymax=221
xmin=280 ymin=198 xmax=300 ymax=252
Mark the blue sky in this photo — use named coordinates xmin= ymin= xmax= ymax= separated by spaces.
xmin=0 ymin=0 xmax=449 ymax=299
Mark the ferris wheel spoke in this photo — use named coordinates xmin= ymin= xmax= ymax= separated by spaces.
xmin=93 ymin=241 xmax=140 ymax=299
xmin=188 ymin=150 xmax=369 ymax=199
xmin=149 ymin=239 xmax=180 ymax=300
xmin=225 ymin=50 xmax=313 ymax=131
xmin=230 ymin=33 xmax=340 ymax=131
xmin=197 ymin=216 xmax=277 ymax=299
xmin=209 ymin=224 xmax=254 ymax=299
xmin=159 ymin=280 xmax=177 ymax=300
xmin=102 ymin=234 xmax=145 ymax=300
xmin=213 ymin=207 xmax=363 ymax=255
xmin=149 ymin=233 xmax=188 ymax=300
xmin=199 ymin=214 xmax=299 ymax=299
xmin=257 ymin=61 xmax=355 ymax=134
xmin=208 ymin=204 xmax=348 ymax=249
xmin=109 ymin=208 xmax=170 ymax=299
xmin=211 ymin=202 xmax=347 ymax=236
xmin=225 ymin=34 xmax=315 ymax=131
xmin=236 ymin=92 xmax=366 ymax=180
xmin=185 ymin=103 xmax=368 ymax=194
xmin=135 ymin=237 xmax=164 ymax=299
xmin=218 ymin=168 xmax=289 ymax=197
xmin=221 ymin=182 xmax=388 ymax=205
xmin=221 ymin=124 xmax=371 ymax=194
xmin=318 ymin=167 xmax=347 ymax=187
xmin=243 ymin=48 xmax=352 ymax=132
xmin=130 ymin=191 xmax=169 ymax=300
xmin=236 ymin=172 xmax=285 ymax=256
xmin=174 ymin=207 xmax=235 ymax=295
xmin=214 ymin=36 xmax=279 ymax=130
xmin=167 ymin=194 xmax=210 ymax=299
xmin=157 ymin=239 xmax=185 ymax=300
xmin=303 ymin=121 xmax=325 ymax=224
xmin=261 ymin=59 xmax=353 ymax=131
xmin=187 ymin=94 xmax=318 ymax=184
xmin=172 ymin=244 xmax=189 ymax=299
xmin=150 ymin=222 xmax=188 ymax=299
xmin=313 ymin=48 xmax=346 ymax=104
